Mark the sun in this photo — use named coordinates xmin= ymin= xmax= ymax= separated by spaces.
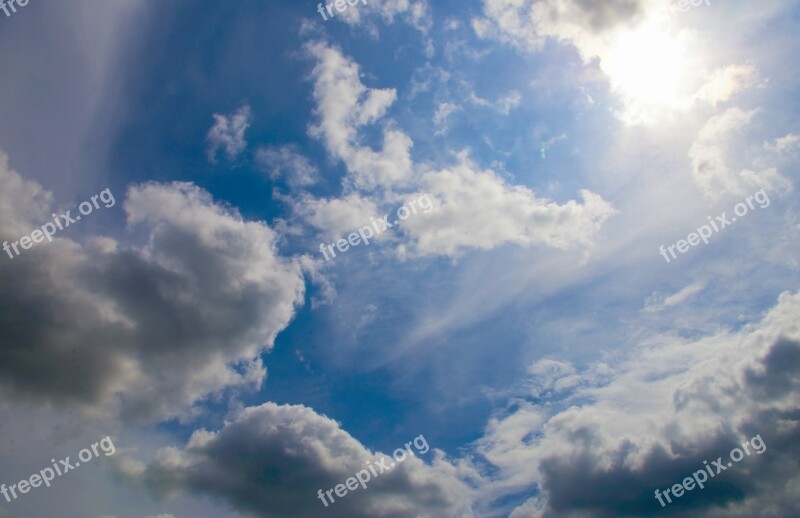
xmin=600 ymin=17 xmax=703 ymax=124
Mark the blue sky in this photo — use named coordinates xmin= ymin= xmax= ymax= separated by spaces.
xmin=1 ymin=0 xmax=800 ymax=516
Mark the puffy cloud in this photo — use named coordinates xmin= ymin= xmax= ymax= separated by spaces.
xmin=255 ymin=145 xmax=320 ymax=188
xmin=291 ymin=192 xmax=382 ymax=240
xmin=306 ymin=41 xmax=414 ymax=191
xmin=399 ymin=153 xmax=616 ymax=258
xmin=206 ymin=105 xmax=252 ymax=162
xmin=476 ymin=290 xmax=800 ymax=517
xmin=137 ymin=402 xmax=476 ymax=518
xmin=0 ymin=156 xmax=304 ymax=422
xmin=302 ymin=43 xmax=615 ymax=260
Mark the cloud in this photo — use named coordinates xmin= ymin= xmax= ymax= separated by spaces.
xmin=473 ymin=0 xmax=767 ymax=124
xmin=303 ymin=43 xmax=615 ymax=260
xmin=255 ymin=145 xmax=320 ymax=188
xmin=476 ymin=290 xmax=800 ymax=517
xmin=472 ymin=0 xmax=649 ymax=54
xmin=335 ymin=0 xmax=432 ymax=34
xmin=689 ymin=108 xmax=792 ymax=198
xmin=398 ymin=153 xmax=617 ymax=258
xmin=433 ymin=102 xmax=461 ymax=127
xmin=291 ymin=192 xmax=382 ymax=241
xmin=0 ymin=155 xmax=304 ymax=423
xmin=643 ymin=280 xmax=707 ymax=313
xmin=694 ymin=64 xmax=758 ymax=107
xmin=467 ymin=90 xmax=522 ymax=115
xmin=764 ymin=133 xmax=800 ymax=155
xmin=135 ymin=402 xmax=476 ymax=518
xmin=306 ymin=41 xmax=414 ymax=192
xmin=206 ymin=105 xmax=252 ymax=162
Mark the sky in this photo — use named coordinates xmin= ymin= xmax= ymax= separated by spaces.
xmin=0 ymin=0 xmax=799 ymax=516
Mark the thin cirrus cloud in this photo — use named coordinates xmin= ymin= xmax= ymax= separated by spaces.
xmin=255 ymin=144 xmax=320 ymax=188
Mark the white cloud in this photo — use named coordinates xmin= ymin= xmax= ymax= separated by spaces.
xmin=643 ymin=280 xmax=707 ymax=313
xmin=206 ymin=105 xmax=252 ymax=162
xmin=335 ymin=0 xmax=432 ymax=34
xmin=764 ymin=133 xmax=800 ymax=155
xmin=303 ymin=43 xmax=615 ymax=261
xmin=398 ymin=153 xmax=617 ymax=258
xmin=306 ymin=42 xmax=414 ymax=191
xmin=255 ymin=145 xmax=320 ymax=188
xmin=472 ymin=0 xmax=768 ymax=124
xmin=468 ymin=90 xmax=522 ymax=115
xmin=433 ymin=102 xmax=460 ymax=126
xmin=694 ymin=64 xmax=758 ymax=107
xmin=291 ymin=192 xmax=382 ymax=240
xmin=690 ymin=108 xmax=792 ymax=197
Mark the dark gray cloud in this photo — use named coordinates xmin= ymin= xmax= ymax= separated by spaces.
xmin=475 ymin=291 xmax=800 ymax=518
xmin=567 ymin=0 xmax=644 ymax=32
xmin=136 ymin=403 xmax=475 ymax=518
xmin=0 ymin=156 xmax=305 ymax=422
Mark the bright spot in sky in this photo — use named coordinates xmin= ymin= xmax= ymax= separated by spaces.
xmin=602 ymin=17 xmax=703 ymax=124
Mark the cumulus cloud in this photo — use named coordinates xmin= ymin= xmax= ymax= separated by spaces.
xmin=303 ymin=42 xmax=615 ymax=260
xmin=398 ymin=153 xmax=617 ymax=258
xmin=135 ymin=402 xmax=476 ymax=518
xmin=306 ymin=41 xmax=414 ymax=191
xmin=0 ymin=155 xmax=304 ymax=422
xmin=476 ymin=290 xmax=800 ymax=518
xmin=206 ymin=105 xmax=252 ymax=162
xmin=255 ymin=145 xmax=320 ymax=188
xmin=291 ymin=192 xmax=382 ymax=241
